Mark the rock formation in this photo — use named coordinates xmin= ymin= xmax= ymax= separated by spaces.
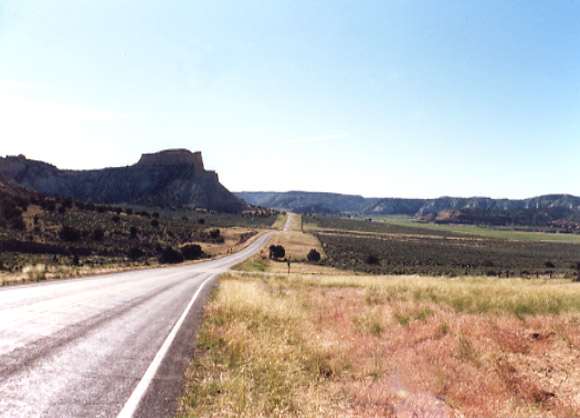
xmin=0 ymin=149 xmax=248 ymax=212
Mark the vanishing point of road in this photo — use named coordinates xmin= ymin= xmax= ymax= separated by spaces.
xmin=0 ymin=231 xmax=275 ymax=417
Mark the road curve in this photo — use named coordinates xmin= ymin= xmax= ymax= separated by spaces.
xmin=0 ymin=231 xmax=274 ymax=418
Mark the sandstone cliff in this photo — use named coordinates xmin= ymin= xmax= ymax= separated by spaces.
xmin=0 ymin=149 xmax=248 ymax=212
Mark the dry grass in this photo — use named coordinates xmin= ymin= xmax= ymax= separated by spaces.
xmin=234 ymin=214 xmax=345 ymax=276
xmin=179 ymin=273 xmax=580 ymax=418
xmin=200 ymin=227 xmax=267 ymax=256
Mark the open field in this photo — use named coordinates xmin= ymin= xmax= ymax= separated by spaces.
xmin=304 ymin=215 xmax=580 ymax=277
xmin=179 ymin=213 xmax=580 ymax=417
xmin=179 ymin=272 xmax=580 ymax=418
xmin=385 ymin=219 xmax=580 ymax=243
xmin=306 ymin=215 xmax=580 ymax=242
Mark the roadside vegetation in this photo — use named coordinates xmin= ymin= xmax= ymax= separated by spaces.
xmin=179 ymin=272 xmax=580 ymax=417
xmin=305 ymin=215 xmax=580 ymax=278
xmin=179 ymin=213 xmax=580 ymax=417
xmin=0 ymin=191 xmax=279 ymax=284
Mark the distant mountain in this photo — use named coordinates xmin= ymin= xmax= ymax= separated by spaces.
xmin=0 ymin=150 xmax=248 ymax=212
xmin=235 ymin=191 xmax=379 ymax=213
xmin=365 ymin=195 xmax=580 ymax=216
xmin=236 ymin=191 xmax=580 ymax=219
xmin=235 ymin=191 xmax=580 ymax=228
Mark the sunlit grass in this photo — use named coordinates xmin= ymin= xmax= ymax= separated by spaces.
xmin=307 ymin=274 xmax=580 ymax=317
xmin=180 ymin=272 xmax=580 ymax=417
xmin=382 ymin=219 xmax=580 ymax=242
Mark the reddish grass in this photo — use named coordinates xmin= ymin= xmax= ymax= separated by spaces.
xmin=306 ymin=287 xmax=580 ymax=417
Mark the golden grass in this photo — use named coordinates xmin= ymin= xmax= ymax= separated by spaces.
xmin=304 ymin=275 xmax=580 ymax=317
xmin=234 ymin=213 xmax=343 ymax=276
xmin=200 ymin=227 xmax=266 ymax=256
xmin=179 ymin=273 xmax=580 ymax=418
xmin=271 ymin=213 xmax=289 ymax=230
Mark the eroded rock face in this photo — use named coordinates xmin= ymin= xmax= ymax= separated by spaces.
xmin=0 ymin=150 xmax=248 ymax=212
xmin=136 ymin=149 xmax=205 ymax=169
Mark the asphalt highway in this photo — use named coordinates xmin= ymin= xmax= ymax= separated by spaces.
xmin=0 ymin=231 xmax=274 ymax=417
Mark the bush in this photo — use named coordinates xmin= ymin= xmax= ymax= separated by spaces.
xmin=128 ymin=246 xmax=144 ymax=260
xmin=130 ymin=226 xmax=138 ymax=239
xmin=545 ymin=261 xmax=555 ymax=269
xmin=159 ymin=246 xmax=184 ymax=264
xmin=112 ymin=215 xmax=121 ymax=223
xmin=60 ymin=225 xmax=82 ymax=242
xmin=307 ymin=249 xmax=321 ymax=262
xmin=365 ymin=254 xmax=380 ymax=265
xmin=11 ymin=216 xmax=26 ymax=231
xmin=151 ymin=219 xmax=159 ymax=227
xmin=181 ymin=244 xmax=203 ymax=260
xmin=269 ymin=245 xmax=286 ymax=260
xmin=198 ymin=218 xmax=205 ymax=225
xmin=93 ymin=228 xmax=104 ymax=241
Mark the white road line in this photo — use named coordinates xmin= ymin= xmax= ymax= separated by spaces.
xmin=116 ymin=272 xmax=217 ymax=418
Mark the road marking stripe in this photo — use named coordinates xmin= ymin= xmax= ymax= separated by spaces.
xmin=116 ymin=272 xmax=217 ymax=418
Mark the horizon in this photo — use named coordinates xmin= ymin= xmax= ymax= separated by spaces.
xmin=1 ymin=1 xmax=579 ymax=199
xmin=3 ymin=148 xmax=577 ymax=202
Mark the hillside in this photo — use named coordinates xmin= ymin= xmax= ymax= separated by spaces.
xmin=365 ymin=195 xmax=580 ymax=216
xmin=235 ymin=191 xmax=379 ymax=213
xmin=0 ymin=150 xmax=248 ymax=212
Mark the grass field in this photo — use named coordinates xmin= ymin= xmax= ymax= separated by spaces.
xmin=306 ymin=215 xmax=580 ymax=242
xmin=303 ymin=215 xmax=580 ymax=277
xmin=178 ymin=214 xmax=580 ymax=417
xmin=179 ymin=272 xmax=580 ymax=417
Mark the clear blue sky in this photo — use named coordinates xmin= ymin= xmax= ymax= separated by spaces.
xmin=1 ymin=1 xmax=578 ymax=198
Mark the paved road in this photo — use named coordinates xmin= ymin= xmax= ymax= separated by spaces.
xmin=283 ymin=212 xmax=292 ymax=232
xmin=0 ymin=232 xmax=274 ymax=418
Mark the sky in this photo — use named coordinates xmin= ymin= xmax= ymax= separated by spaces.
xmin=0 ymin=1 xmax=579 ymax=199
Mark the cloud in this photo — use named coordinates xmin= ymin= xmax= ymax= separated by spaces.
xmin=286 ymin=133 xmax=348 ymax=144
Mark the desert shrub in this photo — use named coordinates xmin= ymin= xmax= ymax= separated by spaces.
xmin=130 ymin=226 xmax=138 ymax=239
xmin=209 ymin=229 xmax=221 ymax=239
xmin=181 ymin=244 xmax=203 ymax=260
xmin=159 ymin=246 xmax=184 ymax=264
xmin=128 ymin=246 xmax=144 ymax=260
xmin=60 ymin=225 xmax=82 ymax=242
xmin=58 ymin=206 xmax=66 ymax=214
xmin=198 ymin=218 xmax=205 ymax=224
xmin=307 ymin=249 xmax=321 ymax=262
xmin=269 ymin=245 xmax=286 ymax=260
xmin=111 ymin=215 xmax=121 ymax=223
xmin=11 ymin=216 xmax=26 ymax=231
xmin=92 ymin=228 xmax=105 ymax=241
xmin=482 ymin=259 xmax=495 ymax=267
xmin=61 ymin=197 xmax=73 ymax=209
xmin=545 ymin=261 xmax=555 ymax=269
xmin=151 ymin=219 xmax=159 ymax=227
xmin=152 ymin=212 xmax=160 ymax=218
xmin=365 ymin=254 xmax=380 ymax=265
xmin=124 ymin=208 xmax=133 ymax=215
